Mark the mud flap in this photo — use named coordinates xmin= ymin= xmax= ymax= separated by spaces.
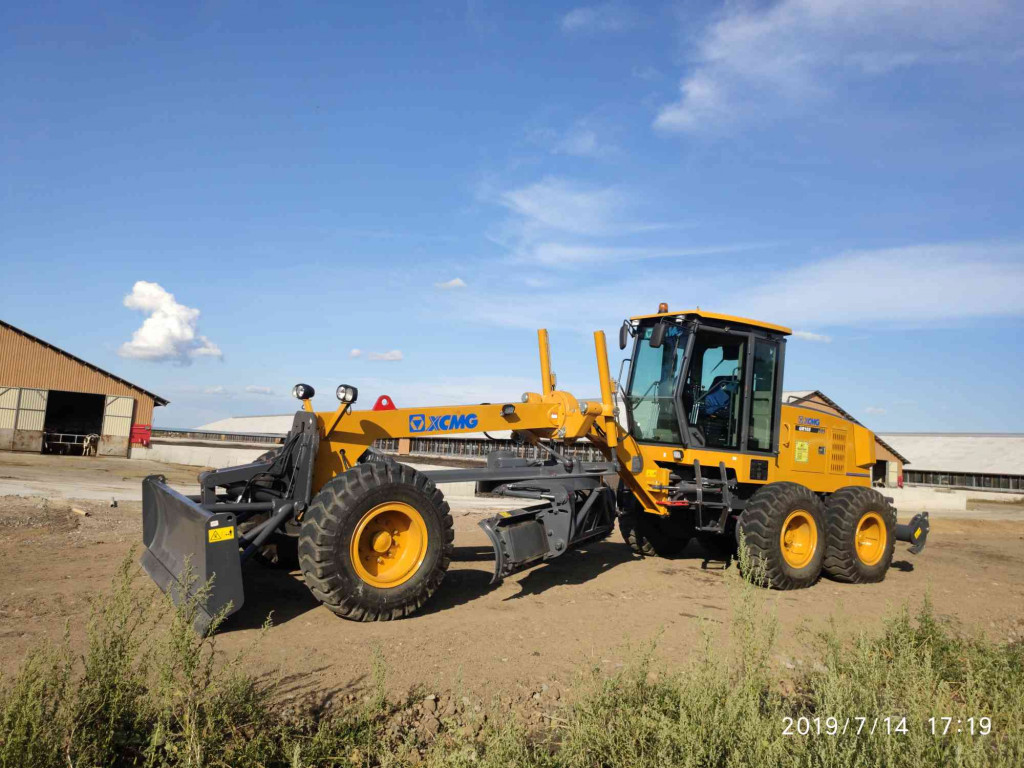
xmin=140 ymin=475 xmax=245 ymax=633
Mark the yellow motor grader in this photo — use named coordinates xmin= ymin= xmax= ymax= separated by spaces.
xmin=141 ymin=306 xmax=928 ymax=629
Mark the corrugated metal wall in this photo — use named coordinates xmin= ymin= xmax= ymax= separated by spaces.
xmin=0 ymin=323 xmax=154 ymax=425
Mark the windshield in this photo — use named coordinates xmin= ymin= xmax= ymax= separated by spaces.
xmin=626 ymin=324 xmax=688 ymax=444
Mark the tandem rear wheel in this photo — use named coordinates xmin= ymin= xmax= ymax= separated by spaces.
xmin=298 ymin=461 xmax=454 ymax=621
xmin=822 ymin=486 xmax=896 ymax=583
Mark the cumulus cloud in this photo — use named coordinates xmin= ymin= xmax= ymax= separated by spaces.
xmin=792 ymin=330 xmax=832 ymax=342
xmin=368 ymin=350 xmax=403 ymax=361
xmin=435 ymin=277 xmax=467 ymax=290
xmin=245 ymin=385 xmax=275 ymax=395
xmin=118 ymin=281 xmax=222 ymax=364
xmin=562 ymin=3 xmax=638 ymax=33
xmin=349 ymin=348 xmax=363 ymax=358
xmin=655 ymin=0 xmax=1018 ymax=132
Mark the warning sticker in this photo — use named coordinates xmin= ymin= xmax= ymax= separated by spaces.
xmin=794 ymin=441 xmax=809 ymax=463
xmin=208 ymin=525 xmax=235 ymax=543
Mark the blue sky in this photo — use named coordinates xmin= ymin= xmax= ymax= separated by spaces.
xmin=2 ymin=1 xmax=1023 ymax=431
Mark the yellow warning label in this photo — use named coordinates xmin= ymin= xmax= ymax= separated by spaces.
xmin=644 ymin=469 xmax=657 ymax=479
xmin=208 ymin=525 xmax=235 ymax=543
xmin=794 ymin=441 xmax=809 ymax=463
xmin=914 ymin=528 xmax=921 ymax=540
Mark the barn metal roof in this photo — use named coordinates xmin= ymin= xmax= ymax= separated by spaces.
xmin=877 ymin=433 xmax=1024 ymax=476
xmin=0 ymin=320 xmax=169 ymax=406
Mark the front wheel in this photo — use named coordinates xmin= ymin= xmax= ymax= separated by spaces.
xmin=298 ymin=462 xmax=454 ymax=621
xmin=738 ymin=482 xmax=825 ymax=589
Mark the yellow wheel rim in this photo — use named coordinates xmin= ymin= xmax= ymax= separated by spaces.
xmin=855 ymin=511 xmax=886 ymax=566
xmin=350 ymin=502 xmax=428 ymax=588
xmin=780 ymin=509 xmax=818 ymax=569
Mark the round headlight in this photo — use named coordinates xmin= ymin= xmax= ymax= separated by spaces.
xmin=336 ymin=384 xmax=359 ymax=404
xmin=292 ymin=383 xmax=315 ymax=400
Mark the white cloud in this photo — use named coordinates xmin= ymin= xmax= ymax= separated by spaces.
xmin=368 ymin=350 xmax=403 ymax=361
xmin=725 ymin=243 xmax=1024 ymax=327
xmin=435 ymin=277 xmax=468 ymax=290
xmin=204 ymin=385 xmax=227 ymax=395
xmin=488 ymin=176 xmax=761 ymax=268
xmin=245 ymin=385 xmax=275 ymax=396
xmin=655 ymin=0 xmax=1018 ymax=132
xmin=562 ymin=2 xmax=637 ymax=33
xmin=457 ymin=241 xmax=1024 ymax=334
xmin=118 ymin=281 xmax=222 ymax=364
xmin=864 ymin=406 xmax=887 ymax=415
xmin=555 ymin=127 xmax=608 ymax=158
xmin=792 ymin=330 xmax=832 ymax=342
xmin=349 ymin=348 xmax=363 ymax=358
xmin=498 ymin=177 xmax=632 ymax=237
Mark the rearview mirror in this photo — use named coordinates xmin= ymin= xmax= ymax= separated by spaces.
xmin=619 ymin=321 xmax=631 ymax=350
xmin=649 ymin=322 xmax=667 ymax=349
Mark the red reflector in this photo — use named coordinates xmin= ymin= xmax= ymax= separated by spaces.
xmin=372 ymin=395 xmax=396 ymax=411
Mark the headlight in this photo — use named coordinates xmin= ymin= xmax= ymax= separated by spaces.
xmin=292 ymin=383 xmax=315 ymax=400
xmin=336 ymin=384 xmax=358 ymax=404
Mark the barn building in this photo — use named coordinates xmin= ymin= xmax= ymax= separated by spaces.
xmin=0 ymin=320 xmax=168 ymax=457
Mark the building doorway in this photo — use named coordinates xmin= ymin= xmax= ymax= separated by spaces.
xmin=43 ymin=390 xmax=104 ymax=455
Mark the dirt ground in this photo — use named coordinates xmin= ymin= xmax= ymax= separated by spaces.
xmin=1 ymin=453 xmax=1023 ymax=705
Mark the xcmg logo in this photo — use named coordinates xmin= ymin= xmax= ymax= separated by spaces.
xmin=409 ymin=413 xmax=479 ymax=433
xmin=798 ymin=416 xmax=821 ymax=426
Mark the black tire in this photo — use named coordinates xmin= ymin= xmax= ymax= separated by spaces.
xmin=619 ymin=512 xmax=689 ymax=557
xmin=298 ymin=462 xmax=454 ymax=621
xmin=738 ymin=482 xmax=825 ymax=590
xmin=359 ymin=448 xmax=398 ymax=467
xmin=822 ymin=486 xmax=896 ymax=584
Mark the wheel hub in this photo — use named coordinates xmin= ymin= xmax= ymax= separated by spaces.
xmin=779 ymin=509 xmax=817 ymax=569
xmin=855 ymin=511 xmax=886 ymax=566
xmin=350 ymin=501 xmax=428 ymax=588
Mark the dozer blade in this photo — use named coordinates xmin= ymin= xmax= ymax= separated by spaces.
xmin=140 ymin=475 xmax=244 ymax=633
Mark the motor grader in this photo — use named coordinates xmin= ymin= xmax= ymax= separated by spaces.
xmin=141 ymin=306 xmax=929 ymax=629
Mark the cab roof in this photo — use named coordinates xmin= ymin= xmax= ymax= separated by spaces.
xmin=628 ymin=308 xmax=792 ymax=335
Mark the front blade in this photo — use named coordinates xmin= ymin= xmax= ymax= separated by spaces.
xmin=141 ymin=475 xmax=245 ymax=633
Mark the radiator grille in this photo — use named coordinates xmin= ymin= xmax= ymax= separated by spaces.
xmin=830 ymin=429 xmax=847 ymax=474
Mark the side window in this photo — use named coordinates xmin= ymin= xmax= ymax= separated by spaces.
xmin=747 ymin=340 xmax=778 ymax=452
xmin=683 ymin=332 xmax=746 ymax=450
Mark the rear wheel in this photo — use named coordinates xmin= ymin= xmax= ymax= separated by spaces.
xmin=738 ymin=482 xmax=825 ymax=589
xmin=298 ymin=462 xmax=454 ymax=620
xmin=822 ymin=486 xmax=895 ymax=583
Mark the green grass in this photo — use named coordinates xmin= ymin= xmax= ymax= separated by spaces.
xmin=1 ymin=549 xmax=1021 ymax=768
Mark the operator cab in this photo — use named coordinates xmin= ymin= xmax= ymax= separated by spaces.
xmin=619 ymin=306 xmax=791 ymax=454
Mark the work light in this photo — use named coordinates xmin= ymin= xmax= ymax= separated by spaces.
xmin=292 ymin=383 xmax=315 ymax=400
xmin=336 ymin=384 xmax=358 ymax=404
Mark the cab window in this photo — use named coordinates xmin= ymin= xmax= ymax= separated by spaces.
xmin=747 ymin=340 xmax=778 ymax=452
xmin=682 ymin=332 xmax=746 ymax=450
xmin=626 ymin=324 xmax=688 ymax=444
